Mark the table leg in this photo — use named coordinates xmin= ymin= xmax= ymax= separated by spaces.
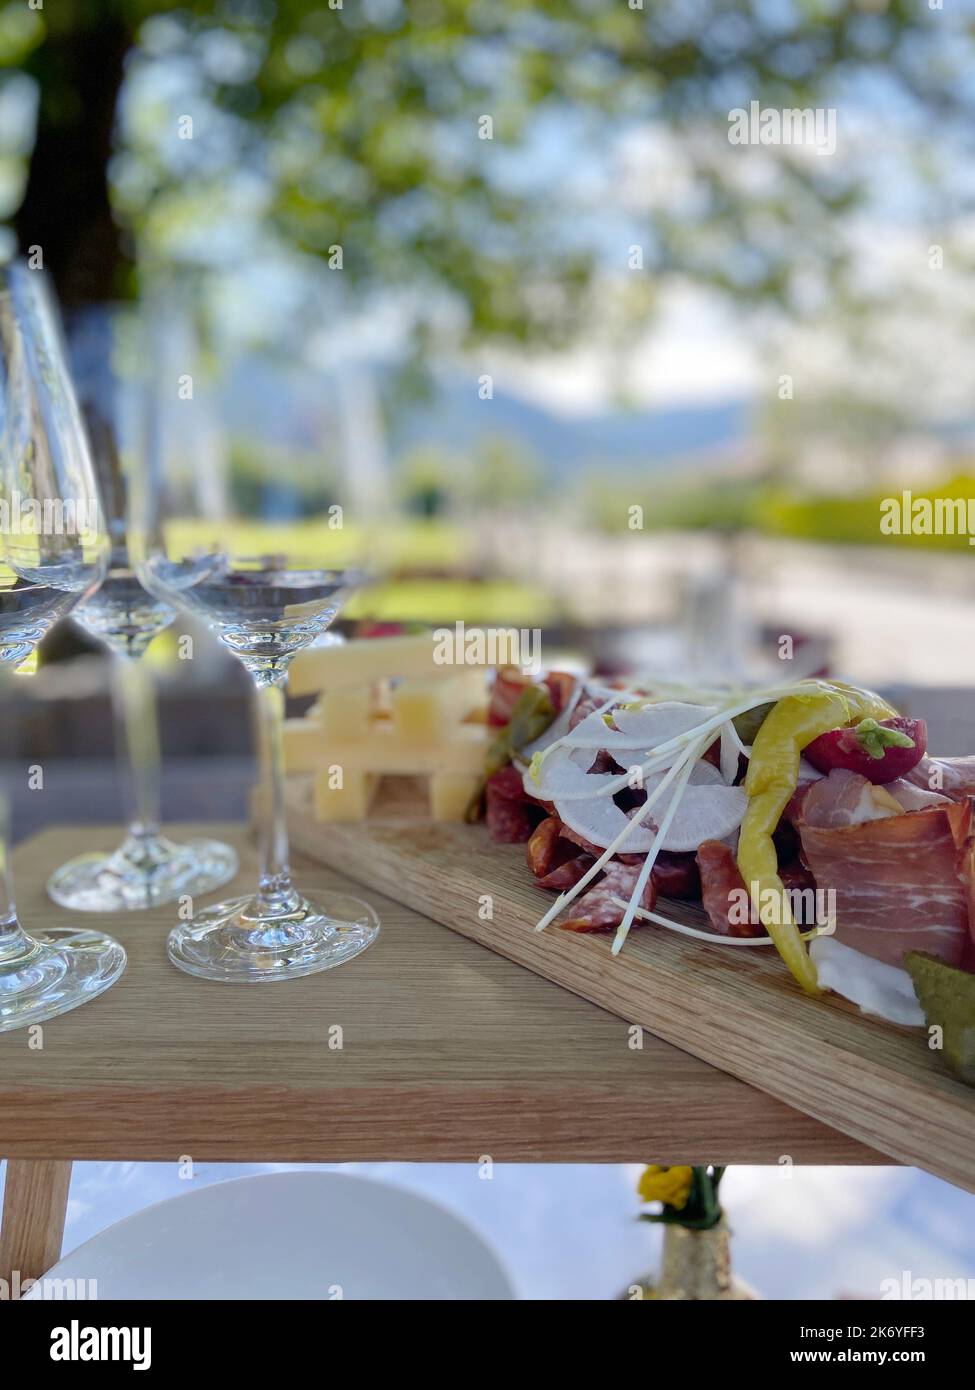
xmin=0 ymin=1159 xmax=73 ymax=1295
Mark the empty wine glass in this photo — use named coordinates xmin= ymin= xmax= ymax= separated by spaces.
xmin=130 ymin=288 xmax=379 ymax=982
xmin=0 ymin=261 xmax=125 ymax=1030
xmin=45 ymin=306 xmax=238 ymax=911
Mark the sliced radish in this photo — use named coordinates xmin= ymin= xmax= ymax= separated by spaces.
xmin=555 ymin=759 xmax=747 ymax=853
xmin=719 ymin=720 xmax=747 ymax=785
xmin=640 ymin=778 xmax=747 ymax=852
xmin=524 ymin=745 xmax=618 ymax=802
xmin=556 ymin=700 xmax=716 ymax=752
xmin=557 ymin=796 xmax=656 ymax=853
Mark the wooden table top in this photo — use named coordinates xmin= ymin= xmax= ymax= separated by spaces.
xmin=0 ymin=824 xmax=880 ymax=1165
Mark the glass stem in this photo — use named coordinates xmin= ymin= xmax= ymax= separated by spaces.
xmin=113 ymin=652 xmax=161 ymax=841
xmin=255 ymin=679 xmax=298 ymax=914
xmin=0 ymin=790 xmax=30 ymax=963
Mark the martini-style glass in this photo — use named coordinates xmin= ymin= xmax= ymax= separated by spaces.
xmin=46 ymin=307 xmax=237 ymax=911
xmin=0 ymin=262 xmax=125 ymax=1030
xmin=131 ymin=298 xmax=379 ymax=982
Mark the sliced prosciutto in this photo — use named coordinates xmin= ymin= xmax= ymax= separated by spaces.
xmin=907 ymin=755 xmax=975 ymax=801
xmin=791 ymin=767 xmax=949 ymax=826
xmin=796 ymin=794 xmax=975 ymax=969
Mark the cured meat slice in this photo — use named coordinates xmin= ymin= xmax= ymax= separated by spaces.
xmin=488 ymin=670 xmax=534 ymax=727
xmin=543 ymin=671 xmax=577 ymax=715
xmin=695 ymin=840 xmax=764 ymax=937
xmin=886 ymin=778 xmax=950 ymax=813
xmin=779 ymin=858 xmax=817 ymax=895
xmin=651 ymin=850 xmax=700 ymax=900
xmin=787 ymin=767 xmax=948 ymax=825
xmin=527 ymin=815 xmax=563 ymax=877
xmin=536 ymin=853 xmax=596 ymax=891
xmin=797 ymin=799 xmax=974 ymax=969
xmin=559 ymin=822 xmax=604 ymax=857
xmin=800 ymin=768 xmax=904 ymax=828
xmin=486 ymin=766 xmax=539 ymax=843
xmin=908 ymin=755 xmax=975 ymax=801
xmin=525 ymin=815 xmax=589 ymax=877
xmin=568 ymin=694 xmax=603 ymax=731
xmin=558 ymin=863 xmax=657 ymax=933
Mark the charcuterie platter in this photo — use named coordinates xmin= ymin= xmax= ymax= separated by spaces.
xmin=280 ymin=631 xmax=975 ymax=1189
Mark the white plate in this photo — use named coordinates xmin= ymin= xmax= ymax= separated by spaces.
xmin=28 ymin=1171 xmax=515 ymax=1300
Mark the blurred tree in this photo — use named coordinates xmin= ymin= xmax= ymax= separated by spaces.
xmin=467 ymin=435 xmax=544 ymax=509
xmin=395 ymin=446 xmax=460 ymax=518
xmin=1 ymin=0 xmax=971 ymax=346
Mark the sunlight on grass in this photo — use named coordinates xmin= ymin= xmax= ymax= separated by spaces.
xmin=163 ymin=518 xmax=469 ymax=572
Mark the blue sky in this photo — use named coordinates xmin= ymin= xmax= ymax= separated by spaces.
xmin=29 ymin=1158 xmax=975 ymax=1301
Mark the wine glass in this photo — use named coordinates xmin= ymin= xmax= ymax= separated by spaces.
xmin=0 ymin=260 xmax=125 ymax=1030
xmin=130 ymin=291 xmax=379 ymax=982
xmin=45 ymin=306 xmax=238 ymax=911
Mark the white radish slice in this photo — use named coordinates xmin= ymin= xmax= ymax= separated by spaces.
xmin=809 ymin=937 xmax=924 ymax=1027
xmin=649 ymin=758 xmax=725 ymax=789
xmin=555 ymin=762 xmax=747 ymax=853
xmin=612 ymin=736 xmax=709 ymax=954
xmin=719 ymin=720 xmax=747 ymax=785
xmin=534 ymin=747 xmax=698 ymax=934
xmin=557 ymin=796 xmax=656 ymax=853
xmin=556 ymin=701 xmax=717 ymax=752
xmin=524 ymin=745 xmax=618 ymax=802
xmin=640 ymin=779 xmax=747 ymax=852
xmin=612 ymin=700 xmax=717 ymax=742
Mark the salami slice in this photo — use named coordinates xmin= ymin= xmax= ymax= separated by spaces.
xmin=527 ymin=816 xmax=565 ymax=877
xmin=486 ymin=766 xmax=538 ymax=843
xmin=651 ymin=850 xmax=701 ymax=900
xmin=696 ymin=839 xmax=763 ymax=937
xmin=559 ymin=863 xmax=657 ymax=933
xmin=536 ymin=853 xmax=596 ymax=891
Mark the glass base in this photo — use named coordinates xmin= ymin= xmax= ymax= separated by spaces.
xmin=166 ymin=889 xmax=380 ymax=983
xmin=0 ymin=927 xmax=126 ymax=1032
xmin=47 ymin=833 xmax=239 ymax=913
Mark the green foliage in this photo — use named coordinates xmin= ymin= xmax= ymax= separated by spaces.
xmin=396 ymin=435 xmax=544 ymax=517
xmin=588 ymin=470 xmax=975 ymax=550
xmin=6 ymin=0 xmax=961 ymax=344
xmin=585 ymin=475 xmax=765 ymax=533
xmin=395 ymin=446 xmax=461 ymax=519
xmin=226 ymin=439 xmax=339 ymax=518
xmin=761 ymin=475 xmax=975 ymax=550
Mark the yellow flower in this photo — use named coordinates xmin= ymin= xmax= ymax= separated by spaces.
xmin=637 ymin=1165 xmax=694 ymax=1210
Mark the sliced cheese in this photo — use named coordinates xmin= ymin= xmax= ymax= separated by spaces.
xmin=392 ymin=671 xmax=487 ymax=741
xmin=295 ymin=722 xmax=489 ymax=775
xmin=317 ymin=684 xmax=373 ymax=739
xmin=313 ymin=770 xmax=379 ymax=822
xmin=428 ymin=771 xmax=481 ymax=821
xmin=289 ymin=633 xmax=446 ymax=695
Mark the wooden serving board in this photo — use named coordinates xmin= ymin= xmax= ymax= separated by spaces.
xmin=284 ymin=777 xmax=975 ymax=1190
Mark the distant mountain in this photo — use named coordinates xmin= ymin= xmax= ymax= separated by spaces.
xmin=391 ymin=383 xmax=752 ymax=476
xmin=221 ymin=359 xmax=753 ymax=476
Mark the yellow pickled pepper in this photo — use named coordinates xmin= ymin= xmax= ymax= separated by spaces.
xmin=737 ymin=680 xmax=896 ymax=993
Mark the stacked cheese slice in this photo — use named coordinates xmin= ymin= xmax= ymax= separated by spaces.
xmin=284 ymin=633 xmax=490 ymax=822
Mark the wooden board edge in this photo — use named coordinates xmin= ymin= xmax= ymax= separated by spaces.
xmin=284 ymin=787 xmax=975 ymax=1191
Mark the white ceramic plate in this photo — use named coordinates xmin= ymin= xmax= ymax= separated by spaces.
xmin=28 ymin=1171 xmax=515 ymax=1300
